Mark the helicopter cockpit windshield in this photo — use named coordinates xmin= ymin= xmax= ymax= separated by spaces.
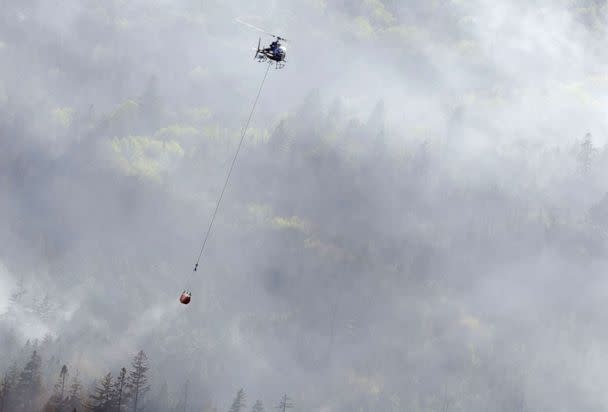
xmin=275 ymin=45 xmax=286 ymax=58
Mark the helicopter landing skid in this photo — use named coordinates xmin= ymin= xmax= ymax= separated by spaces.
xmin=256 ymin=55 xmax=284 ymax=69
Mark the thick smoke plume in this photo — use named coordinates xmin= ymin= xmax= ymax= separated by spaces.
xmin=2 ymin=1 xmax=608 ymax=411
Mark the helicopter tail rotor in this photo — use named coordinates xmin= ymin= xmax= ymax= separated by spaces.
xmin=255 ymin=37 xmax=261 ymax=59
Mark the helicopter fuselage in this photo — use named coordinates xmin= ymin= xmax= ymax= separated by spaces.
xmin=258 ymin=46 xmax=286 ymax=61
xmin=255 ymin=39 xmax=287 ymax=68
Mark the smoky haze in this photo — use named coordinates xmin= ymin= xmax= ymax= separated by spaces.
xmin=2 ymin=0 xmax=608 ymax=411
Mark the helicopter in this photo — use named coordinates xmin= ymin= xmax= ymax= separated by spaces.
xmin=236 ymin=18 xmax=288 ymax=69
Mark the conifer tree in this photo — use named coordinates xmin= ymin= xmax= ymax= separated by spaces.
xmin=0 ymin=372 xmax=10 ymax=412
xmin=87 ymin=372 xmax=114 ymax=412
xmin=113 ymin=367 xmax=128 ymax=412
xmin=127 ymin=351 xmax=150 ymax=412
xmin=45 ymin=365 xmax=68 ymax=411
xmin=66 ymin=373 xmax=83 ymax=412
xmin=577 ymin=132 xmax=597 ymax=176
xmin=57 ymin=365 xmax=69 ymax=403
xmin=9 ymin=276 xmax=26 ymax=305
xmin=34 ymin=293 xmax=53 ymax=320
xmin=275 ymin=395 xmax=293 ymax=412
xmin=228 ymin=389 xmax=246 ymax=412
xmin=16 ymin=350 xmax=42 ymax=411
xmin=2 ymin=364 xmax=19 ymax=412
xmin=250 ymin=400 xmax=265 ymax=412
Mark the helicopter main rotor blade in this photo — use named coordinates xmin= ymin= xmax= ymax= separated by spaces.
xmin=235 ymin=17 xmax=275 ymax=37
xmin=235 ymin=17 xmax=288 ymax=42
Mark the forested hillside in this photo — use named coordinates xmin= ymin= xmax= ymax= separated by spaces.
xmin=2 ymin=1 xmax=608 ymax=411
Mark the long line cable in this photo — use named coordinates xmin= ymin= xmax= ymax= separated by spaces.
xmin=189 ymin=62 xmax=272 ymax=281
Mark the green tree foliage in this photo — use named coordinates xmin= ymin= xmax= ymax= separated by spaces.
xmin=51 ymin=107 xmax=75 ymax=129
xmin=362 ymin=0 xmax=395 ymax=26
xmin=351 ymin=16 xmax=375 ymax=40
xmin=184 ymin=106 xmax=212 ymax=126
xmin=155 ymin=124 xmax=199 ymax=141
xmin=109 ymin=136 xmax=184 ymax=181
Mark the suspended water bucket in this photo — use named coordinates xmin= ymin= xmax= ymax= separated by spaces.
xmin=179 ymin=291 xmax=191 ymax=305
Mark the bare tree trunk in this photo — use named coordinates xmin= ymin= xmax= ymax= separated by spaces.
xmin=60 ymin=371 xmax=66 ymax=403
xmin=183 ymin=380 xmax=189 ymax=412
xmin=132 ymin=387 xmax=139 ymax=412
xmin=442 ymin=383 xmax=450 ymax=412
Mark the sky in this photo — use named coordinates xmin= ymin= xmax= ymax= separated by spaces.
xmin=2 ymin=1 xmax=608 ymax=411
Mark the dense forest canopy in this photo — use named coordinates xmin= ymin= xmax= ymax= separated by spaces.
xmin=2 ymin=0 xmax=608 ymax=411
